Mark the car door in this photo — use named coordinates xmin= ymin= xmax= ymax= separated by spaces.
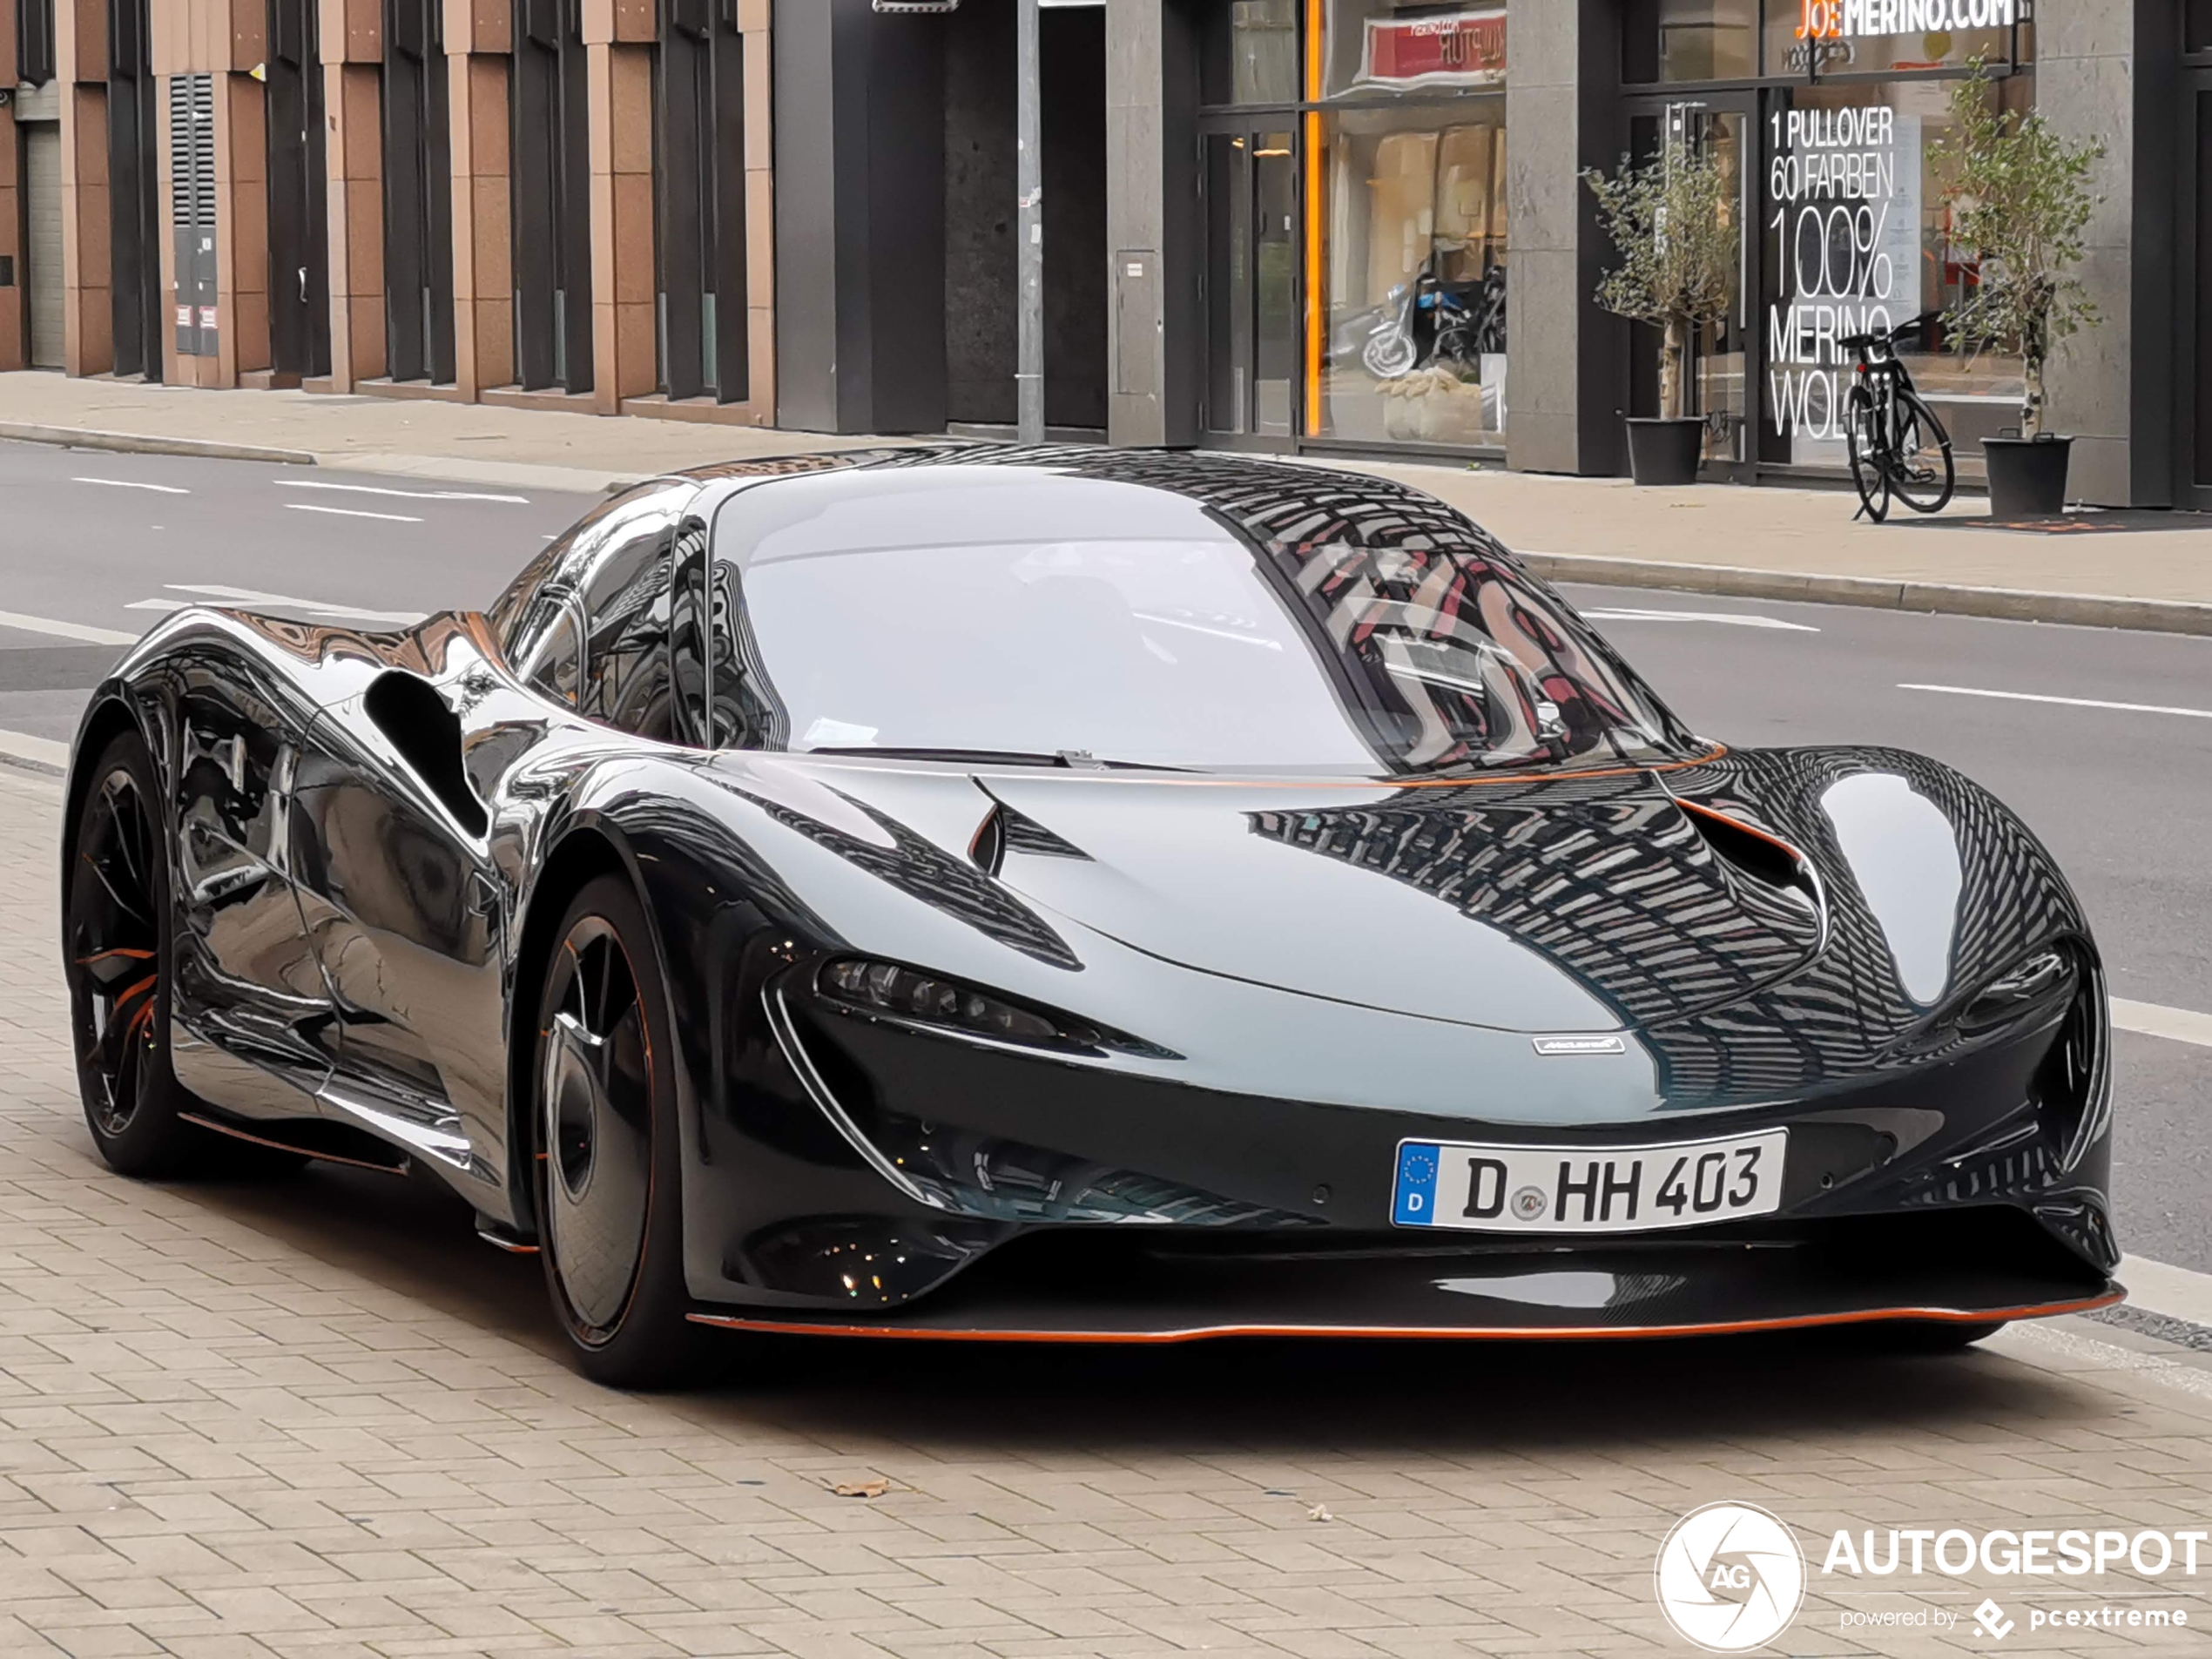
xmin=166 ymin=645 xmax=338 ymax=1118
xmin=289 ymin=488 xmax=692 ymax=1182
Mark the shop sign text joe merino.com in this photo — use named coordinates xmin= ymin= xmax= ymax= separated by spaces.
xmin=1797 ymin=0 xmax=2022 ymax=37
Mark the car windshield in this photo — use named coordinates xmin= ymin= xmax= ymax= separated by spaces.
xmin=709 ymin=467 xmax=1692 ymax=775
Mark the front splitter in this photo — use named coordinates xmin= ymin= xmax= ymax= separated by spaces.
xmin=688 ymin=1218 xmax=2122 ymax=1344
xmin=689 ymin=1287 xmax=2122 ymax=1345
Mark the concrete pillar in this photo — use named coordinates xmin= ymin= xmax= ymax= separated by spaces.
xmin=320 ymin=0 xmax=383 ymax=390
xmin=1503 ymin=0 xmax=1622 ymax=476
xmin=770 ymin=0 xmax=944 ymax=435
xmin=581 ymin=0 xmax=655 ymax=415
xmin=2039 ymin=0 xmax=2163 ymax=507
xmin=218 ymin=64 xmax=270 ymax=381
xmin=739 ymin=0 xmax=775 ymax=422
xmin=0 ymin=3 xmax=24 ymax=373
xmin=447 ymin=0 xmax=512 ymax=397
xmin=56 ymin=0 xmax=111 ymax=376
xmin=1103 ymin=0 xmax=1197 ymax=448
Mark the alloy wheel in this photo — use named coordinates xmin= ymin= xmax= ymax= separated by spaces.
xmin=68 ymin=766 xmax=163 ymax=1138
xmin=538 ymin=916 xmax=657 ymax=1342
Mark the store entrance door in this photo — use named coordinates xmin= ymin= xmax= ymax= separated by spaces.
xmin=1623 ymin=96 xmax=1754 ymax=479
xmin=1202 ymin=125 xmax=1301 ymax=446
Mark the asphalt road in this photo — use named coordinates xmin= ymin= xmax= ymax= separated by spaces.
xmin=0 ymin=439 xmax=598 ymax=741
xmin=3 ymin=438 xmax=2207 ymax=1268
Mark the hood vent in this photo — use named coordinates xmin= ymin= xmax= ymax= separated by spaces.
xmin=968 ymin=803 xmax=1007 ymax=876
xmin=1679 ymin=799 xmax=1813 ymax=900
xmin=971 ymin=799 xmax=1091 ymax=873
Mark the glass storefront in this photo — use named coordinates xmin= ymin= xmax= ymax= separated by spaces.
xmin=1622 ymin=0 xmax=2036 ymax=483
xmin=1196 ymin=0 xmax=2035 ymax=484
xmin=1202 ymin=1 xmax=1510 ymax=455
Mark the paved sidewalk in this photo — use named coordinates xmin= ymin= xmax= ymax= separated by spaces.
xmin=5 ymin=770 xmax=2212 ymax=1656
xmin=3 ymin=371 xmax=2210 ymax=632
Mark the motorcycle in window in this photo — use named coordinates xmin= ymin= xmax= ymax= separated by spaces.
xmin=1357 ymin=260 xmax=1507 ymax=381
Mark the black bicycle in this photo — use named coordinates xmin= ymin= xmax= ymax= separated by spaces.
xmin=1841 ymin=314 xmax=1955 ymax=522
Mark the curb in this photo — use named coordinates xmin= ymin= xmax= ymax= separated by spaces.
xmin=1518 ymin=550 xmax=2212 ymax=637
xmin=0 ymin=728 xmax=68 ymax=779
xmin=0 ymin=421 xmax=318 ymax=468
xmin=318 ymin=452 xmax=643 ymax=496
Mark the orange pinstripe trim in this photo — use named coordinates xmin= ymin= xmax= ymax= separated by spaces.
xmin=687 ymin=1288 xmax=2122 ymax=1345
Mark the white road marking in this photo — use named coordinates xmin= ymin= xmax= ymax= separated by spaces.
xmin=2112 ymin=997 xmax=2212 ymax=1050
xmin=285 ymin=502 xmax=426 ymax=524
xmin=278 ymin=480 xmax=529 ymax=503
xmin=0 ymin=609 xmax=139 ymax=646
xmin=1583 ymin=607 xmax=1819 ymax=632
xmin=163 ymin=584 xmax=425 ymax=624
xmin=1900 ymin=683 xmax=2212 ymax=721
xmin=71 ymin=476 xmax=189 ymax=495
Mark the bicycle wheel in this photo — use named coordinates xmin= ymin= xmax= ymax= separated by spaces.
xmin=1888 ymin=388 xmax=1956 ymax=514
xmin=1844 ymin=384 xmax=1890 ymax=523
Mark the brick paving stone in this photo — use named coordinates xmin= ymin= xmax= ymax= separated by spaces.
xmin=2 ymin=762 xmax=2212 ymax=1657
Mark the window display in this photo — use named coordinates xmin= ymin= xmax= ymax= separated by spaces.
xmin=1762 ymin=75 xmax=2033 ymax=480
xmin=1313 ymin=103 xmax=1507 ymax=447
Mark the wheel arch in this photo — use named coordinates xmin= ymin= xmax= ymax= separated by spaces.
xmin=60 ymin=691 xmax=158 ymax=891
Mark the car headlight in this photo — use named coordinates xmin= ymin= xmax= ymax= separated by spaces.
xmin=816 ymin=958 xmax=1178 ymax=1060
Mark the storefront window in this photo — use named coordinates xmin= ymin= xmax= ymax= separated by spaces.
xmin=1667 ymin=0 xmax=1758 ymax=81
xmin=1760 ymin=73 xmax=2034 ymax=481
xmin=1204 ymin=0 xmax=1301 ymax=106
xmin=1313 ymin=102 xmax=1507 ymax=447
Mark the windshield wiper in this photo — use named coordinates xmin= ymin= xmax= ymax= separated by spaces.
xmin=803 ymin=746 xmax=1190 ymax=772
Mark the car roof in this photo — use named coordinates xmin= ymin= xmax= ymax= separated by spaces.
xmin=664 ymin=442 xmax=1514 ymax=565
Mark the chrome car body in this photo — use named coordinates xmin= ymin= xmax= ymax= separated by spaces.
xmin=62 ymin=445 xmax=2120 ymax=1345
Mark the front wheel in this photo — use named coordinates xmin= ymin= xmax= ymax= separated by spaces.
xmin=531 ymin=874 xmax=703 ymax=1389
xmin=1362 ymin=327 xmax=1419 ymax=381
xmin=64 ymin=728 xmax=204 ymax=1177
xmin=1887 ymin=388 xmax=1957 ymax=514
xmin=1844 ymin=384 xmax=1890 ymax=523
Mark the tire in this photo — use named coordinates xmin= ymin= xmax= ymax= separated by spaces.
xmin=1844 ymin=383 xmax=1890 ymax=523
xmin=1887 ymin=388 xmax=1957 ymax=514
xmin=64 ymin=727 xmax=206 ymax=1177
xmin=530 ymin=873 xmax=703 ymax=1388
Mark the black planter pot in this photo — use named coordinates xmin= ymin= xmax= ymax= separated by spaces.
xmin=1625 ymin=416 xmax=1705 ymax=486
xmin=1982 ymin=435 xmax=2073 ymax=517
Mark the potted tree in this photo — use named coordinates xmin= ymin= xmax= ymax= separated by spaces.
xmin=1582 ymin=138 xmax=1737 ymax=485
xmin=1932 ymin=66 xmax=2104 ymax=516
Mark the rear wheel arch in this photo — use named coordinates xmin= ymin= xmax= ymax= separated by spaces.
xmin=63 ymin=697 xmax=154 ymax=873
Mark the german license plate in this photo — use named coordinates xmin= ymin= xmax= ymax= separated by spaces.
xmin=1391 ymin=1130 xmax=1788 ymax=1234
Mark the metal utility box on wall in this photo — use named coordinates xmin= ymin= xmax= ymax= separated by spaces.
xmin=170 ymin=72 xmax=218 ymax=358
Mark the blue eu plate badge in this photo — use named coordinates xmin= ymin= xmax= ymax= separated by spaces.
xmin=1393 ymin=1143 xmax=1441 ymax=1226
